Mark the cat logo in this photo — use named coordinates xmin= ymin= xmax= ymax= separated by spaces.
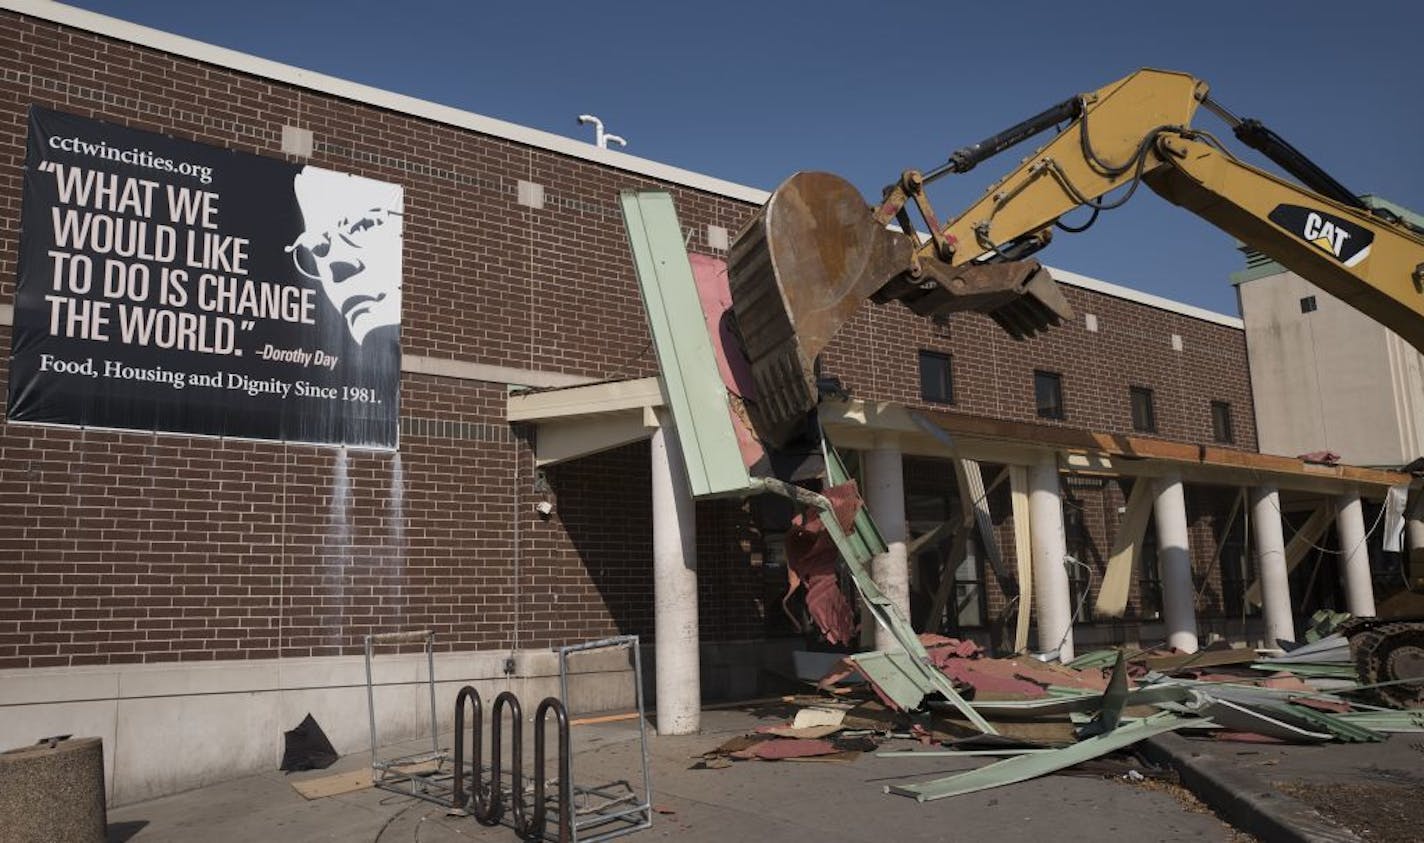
xmin=1303 ymin=212 xmax=1349 ymax=257
xmin=1268 ymin=204 xmax=1374 ymax=268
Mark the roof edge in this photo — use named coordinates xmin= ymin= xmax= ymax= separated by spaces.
xmin=8 ymin=0 xmax=1242 ymax=330
xmin=2 ymin=0 xmax=771 ymax=204
xmin=1046 ymin=266 xmax=1244 ymax=329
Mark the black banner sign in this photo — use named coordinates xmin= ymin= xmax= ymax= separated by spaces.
xmin=8 ymin=107 xmax=402 ymax=447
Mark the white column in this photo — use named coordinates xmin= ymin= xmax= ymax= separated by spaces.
xmin=1153 ymin=473 xmax=1198 ymax=653
xmin=1336 ymin=491 xmax=1376 ymax=617
xmin=863 ymin=441 xmax=909 ymax=652
xmin=1028 ymin=457 xmax=1073 ymax=662
xmin=650 ymin=416 xmax=699 ymax=735
xmin=1406 ymin=487 xmax=1424 ymax=582
xmin=1249 ymin=485 xmax=1296 ymax=645
xmin=1408 ymin=513 xmax=1424 ymax=578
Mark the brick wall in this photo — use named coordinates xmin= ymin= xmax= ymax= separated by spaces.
xmin=0 ymin=10 xmax=1254 ymax=668
xmin=823 ymin=286 xmax=1257 ymax=451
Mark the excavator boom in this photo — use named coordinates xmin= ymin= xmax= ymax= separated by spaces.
xmin=726 ymin=172 xmax=1069 ymax=446
xmin=727 ymin=68 xmax=1424 ymax=448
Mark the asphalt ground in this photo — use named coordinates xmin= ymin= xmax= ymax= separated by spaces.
xmin=1147 ymin=731 xmax=1424 ymax=843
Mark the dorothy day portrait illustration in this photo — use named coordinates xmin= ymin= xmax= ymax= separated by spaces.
xmin=286 ymin=167 xmax=404 ymax=346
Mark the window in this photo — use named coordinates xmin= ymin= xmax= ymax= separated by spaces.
xmin=1300 ymin=295 xmax=1318 ymax=314
xmin=1062 ymin=478 xmax=1102 ymax=625
xmin=951 ymin=542 xmax=986 ymax=630
xmin=918 ymin=351 xmax=954 ymax=404
xmin=906 ymin=462 xmax=986 ymax=634
xmin=1130 ymin=386 xmax=1157 ymax=433
xmin=1034 ymin=371 xmax=1064 ymax=420
xmin=1217 ymin=507 xmax=1259 ymax=619
xmin=1211 ymin=401 xmax=1234 ymax=444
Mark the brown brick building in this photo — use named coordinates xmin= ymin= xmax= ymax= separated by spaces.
xmin=0 ymin=1 xmax=1404 ymax=804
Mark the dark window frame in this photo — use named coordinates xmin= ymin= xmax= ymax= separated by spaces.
xmin=1217 ymin=508 xmax=1260 ymax=619
xmin=918 ymin=350 xmax=955 ymax=405
xmin=1034 ymin=370 xmax=1065 ymax=420
xmin=906 ymin=464 xmax=987 ymax=633
xmin=1130 ymin=386 xmax=1157 ymax=433
xmin=1061 ymin=486 xmax=1096 ymax=625
xmin=1138 ymin=518 xmax=1163 ymax=620
xmin=1211 ymin=400 xmax=1234 ymax=444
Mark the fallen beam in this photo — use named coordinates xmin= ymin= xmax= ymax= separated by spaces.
xmin=885 ymin=713 xmax=1195 ymax=802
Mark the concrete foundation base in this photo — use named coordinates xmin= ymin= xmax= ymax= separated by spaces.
xmin=0 ymin=638 xmax=798 ymax=807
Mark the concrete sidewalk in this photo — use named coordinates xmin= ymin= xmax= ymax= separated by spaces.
xmin=105 ymin=705 xmax=1244 ymax=843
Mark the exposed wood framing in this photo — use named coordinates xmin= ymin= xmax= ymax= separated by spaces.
xmin=1094 ymin=478 xmax=1155 ymax=618
xmin=956 ymin=460 xmax=1012 ymax=586
xmin=822 ymin=400 xmax=1408 ymax=496
xmin=925 ymin=528 xmax=970 ymax=635
xmin=1009 ymin=466 xmax=1033 ymax=653
xmin=923 ymin=468 xmax=1009 ymax=633
xmin=1246 ymin=503 xmax=1334 ymax=606
xmin=1196 ymin=489 xmax=1245 ymax=609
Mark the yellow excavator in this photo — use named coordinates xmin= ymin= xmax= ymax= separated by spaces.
xmin=726 ymin=68 xmax=1424 ymax=706
xmin=729 ymin=68 xmax=1424 ymax=447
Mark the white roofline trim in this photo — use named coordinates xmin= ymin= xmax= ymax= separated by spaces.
xmin=1046 ymin=266 xmax=1244 ymax=329
xmin=2 ymin=0 xmax=771 ymax=204
xmin=6 ymin=1 xmax=1242 ymax=331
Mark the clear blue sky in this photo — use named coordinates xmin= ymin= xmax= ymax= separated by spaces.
xmin=66 ymin=0 xmax=1423 ymax=316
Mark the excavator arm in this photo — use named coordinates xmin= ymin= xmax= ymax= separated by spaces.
xmin=1144 ymin=138 xmax=1424 ymax=349
xmin=728 ymin=68 xmax=1424 ymax=447
xmin=937 ymin=68 xmax=1424 ymax=348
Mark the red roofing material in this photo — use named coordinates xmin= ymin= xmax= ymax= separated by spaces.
xmin=784 ymin=482 xmax=862 ymax=646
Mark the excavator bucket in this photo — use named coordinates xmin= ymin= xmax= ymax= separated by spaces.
xmin=727 ymin=171 xmax=1073 ymax=448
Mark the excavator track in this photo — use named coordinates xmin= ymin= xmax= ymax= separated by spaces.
xmin=1351 ymin=621 xmax=1424 ymax=709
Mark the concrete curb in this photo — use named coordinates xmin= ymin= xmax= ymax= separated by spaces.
xmin=1141 ymin=734 xmax=1360 ymax=843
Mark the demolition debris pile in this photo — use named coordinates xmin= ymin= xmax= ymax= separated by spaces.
xmin=697 ymin=623 xmax=1424 ymax=802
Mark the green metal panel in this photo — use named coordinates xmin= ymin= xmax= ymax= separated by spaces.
xmin=748 ymin=473 xmax=993 ymax=733
xmin=1258 ymin=703 xmax=1384 ymax=743
xmin=1247 ymin=663 xmax=1358 ymax=679
xmin=813 ymin=441 xmax=995 ymax=735
xmin=1335 ymin=710 xmax=1424 ymax=732
xmin=885 ymin=713 xmax=1194 ymax=802
xmin=1197 ymin=699 xmax=1332 ymax=743
xmin=841 ymin=651 xmax=929 ymax=712
xmin=969 ymin=683 xmax=1190 ymax=718
xmin=619 ymin=190 xmax=752 ymax=499
xmin=876 ymin=749 xmax=1056 ymax=758
xmin=823 ymin=439 xmax=888 ymax=558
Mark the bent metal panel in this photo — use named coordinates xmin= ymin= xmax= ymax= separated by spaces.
xmin=7 ymin=106 xmax=402 ymax=448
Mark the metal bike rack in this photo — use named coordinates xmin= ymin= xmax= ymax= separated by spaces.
xmin=361 ymin=631 xmax=652 ymax=841
xmin=454 ymin=687 xmax=573 ymax=842
xmin=555 ymin=635 xmax=653 ymax=843
xmin=364 ymin=629 xmax=459 ymax=805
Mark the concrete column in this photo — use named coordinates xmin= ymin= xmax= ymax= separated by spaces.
xmin=1336 ymin=491 xmax=1376 ymax=617
xmin=1249 ymin=485 xmax=1296 ymax=645
xmin=1152 ymin=473 xmax=1198 ymax=653
xmin=650 ymin=416 xmax=699 ymax=735
xmin=1028 ymin=457 xmax=1073 ymax=662
xmin=863 ymin=441 xmax=909 ymax=652
xmin=1408 ymin=514 xmax=1424 ymax=578
xmin=1405 ymin=488 xmax=1424 ymax=584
